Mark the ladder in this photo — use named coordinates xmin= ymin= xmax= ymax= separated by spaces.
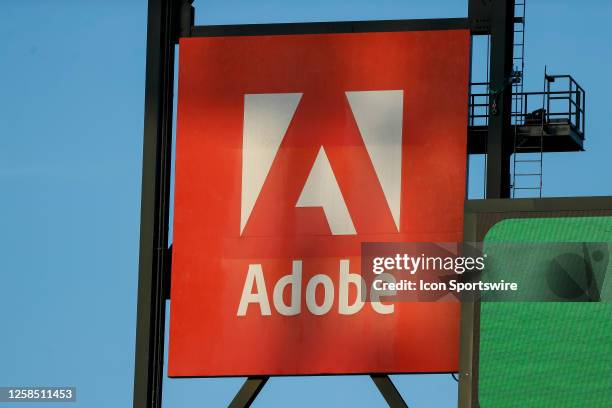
xmin=511 ymin=0 xmax=544 ymax=198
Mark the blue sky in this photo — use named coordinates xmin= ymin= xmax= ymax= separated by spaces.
xmin=1 ymin=1 xmax=611 ymax=407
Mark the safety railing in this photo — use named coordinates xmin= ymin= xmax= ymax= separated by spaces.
xmin=469 ymin=74 xmax=585 ymax=138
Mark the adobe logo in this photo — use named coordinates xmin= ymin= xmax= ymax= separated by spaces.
xmin=240 ymin=90 xmax=403 ymax=236
xmin=236 ymin=90 xmax=404 ymax=317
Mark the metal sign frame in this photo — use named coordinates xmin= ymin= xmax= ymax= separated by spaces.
xmin=133 ymin=1 xmax=512 ymax=407
xmin=459 ymin=196 xmax=612 ymax=408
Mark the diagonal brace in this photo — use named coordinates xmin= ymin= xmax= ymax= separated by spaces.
xmin=228 ymin=376 xmax=269 ymax=408
xmin=371 ymin=375 xmax=409 ymax=408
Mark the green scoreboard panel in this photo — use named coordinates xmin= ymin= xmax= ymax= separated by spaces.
xmin=459 ymin=197 xmax=612 ymax=408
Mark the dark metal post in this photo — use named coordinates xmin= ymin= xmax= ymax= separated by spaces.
xmin=461 ymin=1 xmax=515 ymax=406
xmin=133 ymin=0 xmax=177 ymax=407
xmin=486 ymin=0 xmax=515 ymax=198
xmin=457 ymin=214 xmax=481 ymax=408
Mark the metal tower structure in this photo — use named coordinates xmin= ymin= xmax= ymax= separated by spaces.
xmin=468 ymin=0 xmax=585 ymax=199
xmin=134 ymin=1 xmax=588 ymax=407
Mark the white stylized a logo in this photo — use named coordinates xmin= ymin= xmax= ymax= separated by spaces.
xmin=240 ymin=90 xmax=403 ymax=236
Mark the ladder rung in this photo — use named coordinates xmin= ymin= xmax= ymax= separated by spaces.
xmin=514 ymin=187 xmax=542 ymax=190
xmin=514 ymin=159 xmax=542 ymax=163
xmin=515 ymin=173 xmax=542 ymax=176
xmin=515 ymin=151 xmax=544 ymax=154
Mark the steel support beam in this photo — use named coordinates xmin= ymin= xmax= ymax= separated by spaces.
xmin=460 ymin=2 xmax=515 ymax=407
xmin=133 ymin=0 xmax=176 ymax=407
xmin=486 ymin=0 xmax=515 ymax=198
xmin=458 ymin=210 xmax=480 ymax=408
xmin=191 ymin=18 xmax=468 ymax=37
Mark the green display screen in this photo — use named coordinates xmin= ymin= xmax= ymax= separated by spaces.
xmin=479 ymin=216 xmax=612 ymax=407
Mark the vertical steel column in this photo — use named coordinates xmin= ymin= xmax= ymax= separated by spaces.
xmin=133 ymin=0 xmax=176 ymax=407
xmin=486 ymin=0 xmax=515 ymax=198
xmin=461 ymin=1 xmax=515 ymax=406
xmin=458 ymin=214 xmax=481 ymax=408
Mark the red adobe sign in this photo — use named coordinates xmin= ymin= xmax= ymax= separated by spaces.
xmin=169 ymin=29 xmax=470 ymax=376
